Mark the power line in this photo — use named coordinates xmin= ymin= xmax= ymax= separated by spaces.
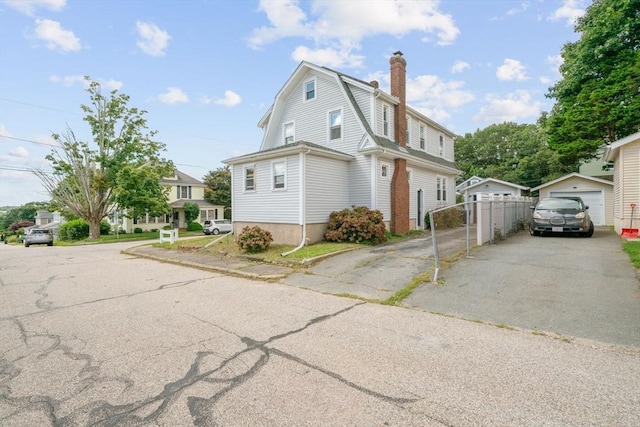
xmin=0 ymin=134 xmax=57 ymax=147
xmin=0 ymin=97 xmax=77 ymax=115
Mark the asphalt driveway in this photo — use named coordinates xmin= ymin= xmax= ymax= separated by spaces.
xmin=405 ymin=228 xmax=640 ymax=348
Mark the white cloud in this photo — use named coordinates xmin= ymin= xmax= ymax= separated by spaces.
xmin=8 ymin=146 xmax=29 ymax=158
xmin=3 ymin=0 xmax=65 ymax=16
xmin=157 ymin=87 xmax=189 ymax=104
xmin=50 ymin=74 xmax=84 ymax=86
xmin=366 ymin=71 xmax=475 ymax=124
xmin=473 ymin=90 xmax=542 ymax=123
xmin=451 ymin=60 xmax=470 ymax=74
xmin=249 ymin=0 xmax=459 ymax=67
xmin=33 ymin=18 xmax=81 ymax=52
xmin=0 ymin=123 xmax=14 ymax=138
xmin=136 ymin=21 xmax=171 ymax=56
xmin=548 ymin=0 xmax=586 ymax=26
xmin=50 ymin=75 xmax=123 ymax=91
xmin=496 ymin=58 xmax=528 ymax=81
xmin=291 ymin=45 xmax=364 ymax=68
xmin=214 ymin=91 xmax=241 ymax=107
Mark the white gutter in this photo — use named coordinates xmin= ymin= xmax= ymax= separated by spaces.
xmin=281 ymin=149 xmax=309 ymax=256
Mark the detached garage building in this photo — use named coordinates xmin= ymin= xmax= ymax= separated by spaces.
xmin=531 ymin=173 xmax=614 ymax=226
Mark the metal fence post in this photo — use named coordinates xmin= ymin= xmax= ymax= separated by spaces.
xmin=430 ymin=210 xmax=440 ymax=282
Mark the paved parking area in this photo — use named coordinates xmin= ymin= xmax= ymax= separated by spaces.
xmin=405 ymin=229 xmax=640 ymax=348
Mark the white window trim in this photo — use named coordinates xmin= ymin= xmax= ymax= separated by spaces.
xmin=382 ymin=104 xmax=390 ymax=137
xmin=283 ymin=121 xmax=295 ymax=145
xmin=328 ymin=108 xmax=343 ymax=141
xmin=436 ymin=175 xmax=448 ymax=203
xmin=271 ymin=159 xmax=287 ymax=191
xmin=380 ymin=161 xmax=390 ymax=181
xmin=406 ymin=116 xmax=411 ymax=146
xmin=244 ymin=165 xmax=256 ymax=192
xmin=303 ymin=78 xmax=316 ymax=102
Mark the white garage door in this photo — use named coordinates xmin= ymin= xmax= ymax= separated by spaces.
xmin=550 ymin=191 xmax=604 ymax=225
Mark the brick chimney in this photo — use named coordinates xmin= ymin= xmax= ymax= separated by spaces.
xmin=389 ymin=51 xmax=410 ymax=234
xmin=390 ymin=51 xmax=407 ymax=147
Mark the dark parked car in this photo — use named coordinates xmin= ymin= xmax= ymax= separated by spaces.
xmin=530 ymin=197 xmax=594 ymax=237
xmin=24 ymin=228 xmax=54 ymax=247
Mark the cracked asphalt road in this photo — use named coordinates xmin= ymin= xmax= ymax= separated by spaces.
xmin=1 ymin=242 xmax=639 ymax=426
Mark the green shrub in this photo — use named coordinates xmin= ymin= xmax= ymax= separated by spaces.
xmin=324 ymin=206 xmax=387 ymax=244
xmin=59 ymin=219 xmax=90 ymax=241
xmin=187 ymin=222 xmax=203 ymax=232
xmin=425 ymin=208 xmax=464 ymax=230
xmin=237 ymin=226 xmax=273 ymax=253
xmin=134 ymin=227 xmax=143 ymax=234
xmin=100 ymin=220 xmax=111 ymax=235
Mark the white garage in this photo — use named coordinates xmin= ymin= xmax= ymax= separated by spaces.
xmin=531 ymin=173 xmax=614 ymax=226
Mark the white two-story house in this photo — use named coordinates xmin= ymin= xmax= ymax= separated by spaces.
xmin=224 ymin=52 xmax=460 ymax=245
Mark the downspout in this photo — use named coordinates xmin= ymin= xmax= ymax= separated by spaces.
xmin=281 ymin=149 xmax=309 ymax=256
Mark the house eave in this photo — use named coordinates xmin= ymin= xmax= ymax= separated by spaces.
xmin=223 ymin=141 xmax=354 ymax=165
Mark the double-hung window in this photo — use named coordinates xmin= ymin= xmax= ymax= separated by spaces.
xmin=284 ymin=122 xmax=294 ymax=144
xmin=244 ymin=166 xmax=255 ymax=192
xmin=329 ymin=109 xmax=342 ymax=140
xmin=177 ymin=185 xmax=191 ymax=199
xmin=383 ymin=105 xmax=389 ymax=136
xmin=381 ymin=162 xmax=390 ymax=180
xmin=272 ymin=161 xmax=286 ymax=190
xmin=304 ymin=79 xmax=316 ymax=101
xmin=419 ymin=124 xmax=425 ymax=150
xmin=439 ymin=135 xmax=445 ymax=157
xmin=437 ymin=176 xmax=447 ymax=203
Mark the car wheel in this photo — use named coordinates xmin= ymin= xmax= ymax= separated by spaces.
xmin=212 ymin=228 xmax=220 ymax=235
xmin=47 ymin=242 xmax=53 ymax=246
xmin=24 ymin=242 xmax=29 ymax=247
xmin=583 ymin=221 xmax=594 ymax=237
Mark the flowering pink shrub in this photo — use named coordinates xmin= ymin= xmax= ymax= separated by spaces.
xmin=324 ymin=206 xmax=387 ymax=244
xmin=237 ymin=226 xmax=274 ymax=253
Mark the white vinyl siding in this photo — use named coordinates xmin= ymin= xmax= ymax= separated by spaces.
xmin=233 ymin=156 xmax=299 ymax=223
xmin=376 ymin=160 xmax=393 ymax=221
xmin=306 ymin=156 xmax=350 ymax=223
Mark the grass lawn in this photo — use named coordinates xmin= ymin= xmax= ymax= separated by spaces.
xmin=155 ymin=233 xmax=363 ymax=264
xmin=622 ymin=241 xmax=640 ymax=269
xmin=54 ymin=230 xmax=204 ymax=246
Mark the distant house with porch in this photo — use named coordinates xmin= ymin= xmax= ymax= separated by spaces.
xmin=116 ymin=170 xmax=225 ymax=232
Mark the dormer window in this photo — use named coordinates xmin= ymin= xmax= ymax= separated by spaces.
xmin=304 ymin=79 xmax=316 ymax=101
xmin=284 ymin=122 xmax=294 ymax=144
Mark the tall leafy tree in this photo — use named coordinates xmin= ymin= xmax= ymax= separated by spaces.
xmin=546 ymin=0 xmax=640 ymax=166
xmin=35 ymin=78 xmax=174 ymax=239
xmin=455 ymin=121 xmax=572 ymax=189
xmin=203 ymin=165 xmax=231 ymax=214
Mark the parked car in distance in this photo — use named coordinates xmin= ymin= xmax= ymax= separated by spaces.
xmin=24 ymin=228 xmax=54 ymax=247
xmin=529 ymin=197 xmax=594 ymax=237
xmin=203 ymin=219 xmax=233 ymax=235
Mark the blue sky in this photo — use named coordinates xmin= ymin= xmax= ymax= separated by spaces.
xmin=0 ymin=0 xmax=587 ymax=207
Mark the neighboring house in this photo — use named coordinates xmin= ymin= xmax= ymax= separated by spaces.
xmin=117 ymin=170 xmax=225 ymax=232
xmin=603 ymin=131 xmax=640 ymax=234
xmin=579 ymin=154 xmax=613 ymax=181
xmin=531 ymin=173 xmax=614 ymax=226
xmin=223 ymin=52 xmax=460 ymax=245
xmin=455 ymin=176 xmax=483 ymax=194
xmin=24 ymin=210 xmax=65 ymax=238
xmin=458 ymin=178 xmax=530 ymax=224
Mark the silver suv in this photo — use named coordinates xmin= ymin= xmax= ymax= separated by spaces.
xmin=203 ymin=219 xmax=232 ymax=235
xmin=24 ymin=228 xmax=54 ymax=247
